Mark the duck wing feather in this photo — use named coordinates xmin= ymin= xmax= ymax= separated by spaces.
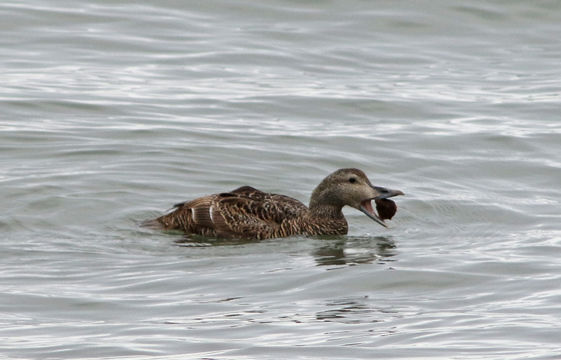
xmin=154 ymin=186 xmax=308 ymax=239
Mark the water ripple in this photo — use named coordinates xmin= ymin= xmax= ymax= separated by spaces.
xmin=2 ymin=0 xmax=561 ymax=359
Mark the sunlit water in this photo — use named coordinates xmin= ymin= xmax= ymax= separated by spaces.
xmin=1 ymin=1 xmax=561 ymax=359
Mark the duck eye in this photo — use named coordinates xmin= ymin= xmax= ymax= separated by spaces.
xmin=349 ymin=177 xmax=357 ymax=184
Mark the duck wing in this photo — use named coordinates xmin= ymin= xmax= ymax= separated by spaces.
xmin=153 ymin=187 xmax=308 ymax=239
xmin=227 ymin=186 xmax=307 ymax=221
xmin=213 ymin=187 xmax=307 ymax=238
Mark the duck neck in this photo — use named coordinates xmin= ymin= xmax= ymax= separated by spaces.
xmin=309 ymin=203 xmax=344 ymax=219
xmin=309 ymin=184 xmax=344 ymax=218
xmin=307 ymin=191 xmax=348 ymax=235
xmin=306 ymin=202 xmax=348 ymax=236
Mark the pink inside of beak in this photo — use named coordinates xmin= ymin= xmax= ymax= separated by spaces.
xmin=361 ymin=199 xmax=376 ymax=216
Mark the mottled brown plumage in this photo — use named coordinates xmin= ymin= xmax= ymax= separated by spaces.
xmin=144 ymin=168 xmax=403 ymax=240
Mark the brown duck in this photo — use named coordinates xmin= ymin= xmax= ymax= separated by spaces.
xmin=145 ymin=168 xmax=404 ymax=240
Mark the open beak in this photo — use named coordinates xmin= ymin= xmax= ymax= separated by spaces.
xmin=359 ymin=186 xmax=404 ymax=228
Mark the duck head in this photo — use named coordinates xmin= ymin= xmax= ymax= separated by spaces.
xmin=310 ymin=168 xmax=404 ymax=227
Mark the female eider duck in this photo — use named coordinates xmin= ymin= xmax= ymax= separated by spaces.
xmin=145 ymin=168 xmax=403 ymax=240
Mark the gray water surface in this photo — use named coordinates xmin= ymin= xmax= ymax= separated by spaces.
xmin=1 ymin=1 xmax=561 ymax=359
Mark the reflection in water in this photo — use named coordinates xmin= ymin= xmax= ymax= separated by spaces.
xmin=174 ymin=234 xmax=260 ymax=247
xmin=313 ymin=236 xmax=397 ymax=267
xmin=174 ymin=234 xmax=398 ymax=268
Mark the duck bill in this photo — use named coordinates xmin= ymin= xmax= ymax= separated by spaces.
xmin=372 ymin=187 xmax=404 ymax=200
xmin=359 ymin=200 xmax=388 ymax=228
xmin=360 ymin=186 xmax=404 ymax=228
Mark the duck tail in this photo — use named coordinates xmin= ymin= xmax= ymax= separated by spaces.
xmin=140 ymin=217 xmax=165 ymax=229
xmin=142 ymin=206 xmax=187 ymax=230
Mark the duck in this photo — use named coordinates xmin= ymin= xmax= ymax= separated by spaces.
xmin=144 ymin=168 xmax=403 ymax=240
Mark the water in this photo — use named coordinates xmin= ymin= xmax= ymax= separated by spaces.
xmin=1 ymin=1 xmax=561 ymax=359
